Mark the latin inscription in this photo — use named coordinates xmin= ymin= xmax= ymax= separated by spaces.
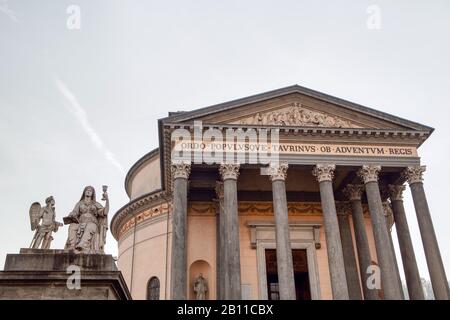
xmin=174 ymin=141 xmax=417 ymax=158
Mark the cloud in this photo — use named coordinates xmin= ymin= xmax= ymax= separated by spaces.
xmin=54 ymin=76 xmax=126 ymax=176
xmin=0 ymin=0 xmax=20 ymax=22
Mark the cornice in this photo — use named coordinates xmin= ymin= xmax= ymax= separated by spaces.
xmin=110 ymin=189 xmax=169 ymax=240
xmin=161 ymin=123 xmax=430 ymax=144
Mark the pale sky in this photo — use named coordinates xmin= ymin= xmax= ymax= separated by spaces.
xmin=0 ymin=0 xmax=449 ymax=285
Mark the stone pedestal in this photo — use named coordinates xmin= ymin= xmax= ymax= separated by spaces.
xmin=0 ymin=249 xmax=131 ymax=300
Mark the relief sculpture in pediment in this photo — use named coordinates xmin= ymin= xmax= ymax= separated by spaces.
xmin=236 ymin=102 xmax=360 ymax=128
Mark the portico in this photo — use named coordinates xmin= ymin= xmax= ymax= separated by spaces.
xmin=111 ymin=85 xmax=448 ymax=300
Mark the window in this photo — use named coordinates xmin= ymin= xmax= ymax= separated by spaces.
xmin=147 ymin=276 xmax=160 ymax=300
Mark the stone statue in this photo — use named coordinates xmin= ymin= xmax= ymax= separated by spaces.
xmin=194 ymin=273 xmax=208 ymax=300
xmin=29 ymin=196 xmax=63 ymax=249
xmin=63 ymin=185 xmax=109 ymax=254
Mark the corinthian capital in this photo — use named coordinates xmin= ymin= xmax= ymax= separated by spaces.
xmin=402 ymin=165 xmax=426 ymax=185
xmin=219 ymin=163 xmax=240 ymax=181
xmin=343 ymin=184 xmax=365 ymax=201
xmin=336 ymin=201 xmax=352 ymax=216
xmin=171 ymin=161 xmax=191 ymax=180
xmin=312 ymin=164 xmax=336 ymax=182
xmin=268 ymin=162 xmax=289 ymax=182
xmin=358 ymin=165 xmax=381 ymax=184
xmin=388 ymin=184 xmax=406 ymax=201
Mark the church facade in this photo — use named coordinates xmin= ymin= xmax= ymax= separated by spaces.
xmin=110 ymin=85 xmax=449 ymax=300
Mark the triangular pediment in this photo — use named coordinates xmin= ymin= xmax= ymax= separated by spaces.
xmin=162 ymin=85 xmax=433 ymax=132
xmin=227 ymin=102 xmax=362 ymax=128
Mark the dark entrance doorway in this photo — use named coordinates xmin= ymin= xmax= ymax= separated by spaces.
xmin=265 ymin=249 xmax=311 ymax=300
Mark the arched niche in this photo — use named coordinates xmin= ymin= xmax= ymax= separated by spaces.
xmin=189 ymin=260 xmax=211 ymax=300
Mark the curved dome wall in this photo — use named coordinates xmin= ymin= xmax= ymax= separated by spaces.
xmin=125 ymin=149 xmax=161 ymax=200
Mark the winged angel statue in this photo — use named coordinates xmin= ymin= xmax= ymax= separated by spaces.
xmin=29 ymin=196 xmax=63 ymax=249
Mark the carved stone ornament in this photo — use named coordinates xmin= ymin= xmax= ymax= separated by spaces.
xmin=383 ymin=201 xmax=395 ymax=230
xmin=402 ymin=165 xmax=426 ymax=185
xmin=219 ymin=163 xmax=240 ymax=181
xmin=312 ymin=164 xmax=336 ymax=183
xmin=118 ymin=202 xmax=170 ymax=237
xmin=358 ymin=165 xmax=381 ymax=184
xmin=236 ymin=102 xmax=359 ymax=128
xmin=343 ymin=184 xmax=365 ymax=201
xmin=388 ymin=184 xmax=406 ymax=201
xmin=336 ymin=201 xmax=352 ymax=216
xmin=171 ymin=161 xmax=191 ymax=180
xmin=267 ymin=162 xmax=289 ymax=182
xmin=215 ymin=181 xmax=224 ymax=200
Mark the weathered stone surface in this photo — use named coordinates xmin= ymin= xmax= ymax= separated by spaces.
xmin=171 ymin=175 xmax=189 ymax=300
xmin=4 ymin=249 xmax=118 ymax=271
xmin=0 ymin=249 xmax=131 ymax=300
xmin=271 ymin=177 xmax=296 ymax=300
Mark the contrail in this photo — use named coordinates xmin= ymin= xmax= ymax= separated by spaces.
xmin=0 ymin=0 xmax=19 ymax=22
xmin=54 ymin=76 xmax=126 ymax=176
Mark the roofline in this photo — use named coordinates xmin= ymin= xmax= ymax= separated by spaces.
xmin=160 ymin=84 xmax=434 ymax=133
xmin=124 ymin=147 xmax=160 ymax=198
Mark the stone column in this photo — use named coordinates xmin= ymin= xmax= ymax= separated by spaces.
xmin=343 ymin=184 xmax=379 ymax=300
xmin=219 ymin=163 xmax=242 ymax=300
xmin=215 ymin=181 xmax=225 ymax=300
xmin=312 ymin=164 xmax=349 ymax=300
xmin=383 ymin=201 xmax=405 ymax=300
xmin=336 ymin=202 xmax=362 ymax=300
xmin=388 ymin=184 xmax=424 ymax=300
xmin=358 ymin=165 xmax=403 ymax=299
xmin=403 ymin=166 xmax=449 ymax=300
xmin=170 ymin=162 xmax=191 ymax=300
xmin=268 ymin=163 xmax=296 ymax=300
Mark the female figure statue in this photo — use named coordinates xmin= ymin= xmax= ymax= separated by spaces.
xmin=64 ymin=186 xmax=109 ymax=253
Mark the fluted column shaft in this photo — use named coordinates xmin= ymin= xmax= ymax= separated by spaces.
xmin=383 ymin=202 xmax=405 ymax=300
xmin=344 ymin=184 xmax=380 ymax=300
xmin=388 ymin=184 xmax=424 ymax=300
xmin=215 ymin=181 xmax=225 ymax=300
xmin=336 ymin=203 xmax=362 ymax=300
xmin=313 ymin=164 xmax=349 ymax=299
xmin=170 ymin=162 xmax=191 ymax=300
xmin=403 ymin=166 xmax=449 ymax=300
xmin=358 ymin=165 xmax=403 ymax=299
xmin=268 ymin=163 xmax=296 ymax=300
xmin=220 ymin=163 xmax=242 ymax=300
